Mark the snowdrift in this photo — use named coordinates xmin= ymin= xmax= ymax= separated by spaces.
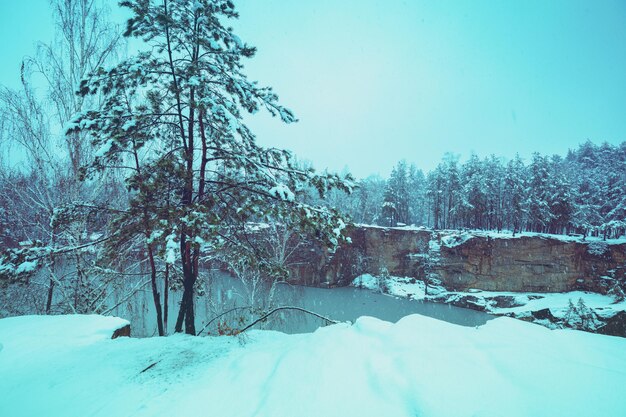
xmin=0 ymin=314 xmax=625 ymax=417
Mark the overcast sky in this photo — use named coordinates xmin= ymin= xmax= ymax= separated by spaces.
xmin=1 ymin=0 xmax=625 ymax=178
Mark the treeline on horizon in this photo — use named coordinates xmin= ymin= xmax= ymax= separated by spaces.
xmin=325 ymin=140 xmax=626 ymax=239
xmin=4 ymin=139 xmax=626 ymax=246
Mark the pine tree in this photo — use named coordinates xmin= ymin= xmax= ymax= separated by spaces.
xmin=546 ymin=155 xmax=573 ymax=234
xmin=440 ymin=153 xmax=461 ymax=229
xmin=460 ymin=154 xmax=487 ymax=229
xmin=407 ymin=164 xmax=426 ymax=226
xmin=426 ymin=166 xmax=445 ymax=229
xmin=69 ymin=0 xmax=353 ymax=334
xmin=389 ymin=161 xmax=410 ymax=225
xmin=527 ymin=153 xmax=553 ymax=232
xmin=503 ymin=154 xmax=527 ymax=235
xmin=353 ymin=175 xmax=385 ymax=225
xmin=483 ymin=154 xmax=504 ymax=230
xmin=567 ymin=141 xmax=604 ymax=238
xmin=381 ymin=184 xmax=398 ymax=227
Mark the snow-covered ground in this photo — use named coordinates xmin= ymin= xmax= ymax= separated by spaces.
xmin=353 ymin=273 xmax=446 ymax=299
xmin=351 ymin=274 xmax=626 ymax=332
xmin=449 ymin=289 xmax=626 ymax=316
xmin=437 ymin=229 xmax=626 ymax=249
xmin=1 ymin=314 xmax=625 ymax=417
xmin=356 ymin=223 xmax=626 ymax=246
xmin=440 ymin=289 xmax=626 ymax=329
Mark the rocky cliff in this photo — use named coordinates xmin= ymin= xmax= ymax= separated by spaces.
xmin=288 ymin=226 xmax=626 ymax=296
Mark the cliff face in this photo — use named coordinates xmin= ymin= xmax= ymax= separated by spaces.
xmin=436 ymin=235 xmax=626 ymax=293
xmin=288 ymin=226 xmax=626 ymax=294
xmin=288 ymin=226 xmax=431 ymax=287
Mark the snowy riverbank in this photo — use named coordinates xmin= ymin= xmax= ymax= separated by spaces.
xmin=1 ymin=314 xmax=625 ymax=417
xmin=351 ymin=274 xmax=626 ymax=335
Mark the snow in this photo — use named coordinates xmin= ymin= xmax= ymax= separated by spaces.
xmin=165 ymin=233 xmax=178 ymax=264
xmin=15 ymin=260 xmax=37 ymax=274
xmin=231 ymin=33 xmax=243 ymax=49
xmin=0 ymin=315 xmax=129 ymax=352
xmin=440 ymin=231 xmax=473 ymax=248
xmin=147 ymin=229 xmax=163 ymax=244
xmin=352 ymin=274 xmax=446 ymax=299
xmin=355 ymin=223 xmax=430 ymax=232
xmin=191 ymin=0 xmax=203 ymax=13
xmin=332 ymin=217 xmax=346 ymax=237
xmin=352 ymin=273 xmax=379 ymax=290
xmin=1 ymin=314 xmax=625 ymax=417
xmin=353 ymin=273 xmax=626 ymax=331
xmin=209 ymin=38 xmax=221 ymax=50
xmin=354 ymin=224 xmax=626 ymax=246
xmin=477 ymin=290 xmax=626 ymax=318
xmin=95 ymin=139 xmax=114 ymax=158
xmin=121 ymin=119 xmax=136 ymax=131
xmin=269 ymin=183 xmax=295 ymax=202
xmin=386 ymin=276 xmax=446 ymax=298
xmin=587 ymin=241 xmax=609 ymax=255
xmin=128 ymin=63 xmax=143 ymax=73
xmin=452 ymin=229 xmax=626 ymax=245
xmin=245 ymin=222 xmax=270 ymax=232
xmin=423 ymin=288 xmax=626 ymax=325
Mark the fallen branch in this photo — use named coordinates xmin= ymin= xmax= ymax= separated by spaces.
xmin=197 ymin=305 xmax=253 ymax=336
xmin=238 ymin=306 xmax=339 ymax=334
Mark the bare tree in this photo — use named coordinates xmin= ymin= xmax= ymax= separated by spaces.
xmin=27 ymin=0 xmax=122 ymax=175
xmin=0 ymin=0 xmax=127 ymax=317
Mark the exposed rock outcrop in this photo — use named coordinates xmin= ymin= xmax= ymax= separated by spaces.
xmin=288 ymin=226 xmax=432 ymax=286
xmin=435 ymin=234 xmax=626 ymax=293
xmin=288 ymin=226 xmax=626 ymax=296
xmin=597 ymin=311 xmax=626 ymax=337
xmin=112 ymin=324 xmax=131 ymax=339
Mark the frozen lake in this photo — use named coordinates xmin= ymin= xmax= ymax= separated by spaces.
xmin=122 ymin=273 xmax=493 ymax=336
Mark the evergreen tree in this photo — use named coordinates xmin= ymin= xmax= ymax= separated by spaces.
xmin=390 ymin=161 xmax=410 ymax=225
xmin=441 ymin=153 xmax=461 ymax=229
xmin=503 ymin=154 xmax=526 ymax=235
xmin=381 ymin=182 xmax=398 ymax=227
xmin=407 ymin=164 xmax=426 ymax=225
xmin=460 ymin=154 xmax=487 ymax=229
xmin=546 ymin=155 xmax=573 ymax=234
xmin=483 ymin=155 xmax=504 ymax=230
xmin=527 ymin=153 xmax=553 ymax=232
xmin=426 ymin=166 xmax=445 ymax=229
xmin=353 ymin=175 xmax=385 ymax=225
xmin=70 ymin=0 xmax=352 ymax=334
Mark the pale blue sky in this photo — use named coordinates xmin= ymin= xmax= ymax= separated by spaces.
xmin=1 ymin=0 xmax=625 ymax=177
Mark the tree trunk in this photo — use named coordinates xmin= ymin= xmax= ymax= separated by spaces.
xmin=175 ymin=237 xmax=197 ymax=334
xmin=164 ymin=263 xmax=169 ymax=334
xmin=147 ymin=245 xmax=164 ymax=336
xmin=184 ymin=287 xmax=195 ymax=335
xmin=174 ymin=290 xmax=187 ymax=333
xmin=46 ymin=278 xmax=55 ymax=314
xmin=174 ymin=271 xmax=196 ymax=335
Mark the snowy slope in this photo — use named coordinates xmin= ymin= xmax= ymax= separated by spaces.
xmin=1 ymin=314 xmax=625 ymax=417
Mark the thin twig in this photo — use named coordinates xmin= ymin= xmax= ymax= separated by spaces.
xmin=139 ymin=361 xmax=161 ymax=374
